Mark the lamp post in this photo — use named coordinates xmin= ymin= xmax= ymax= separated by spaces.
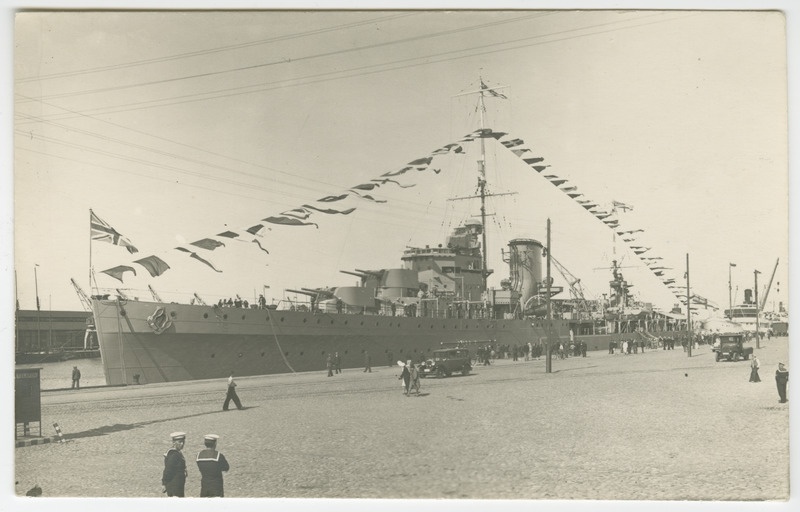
xmin=728 ymin=263 xmax=736 ymax=320
xmin=545 ymin=218 xmax=553 ymax=374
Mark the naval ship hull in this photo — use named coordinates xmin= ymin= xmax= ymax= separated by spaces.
xmin=92 ymin=297 xmax=566 ymax=385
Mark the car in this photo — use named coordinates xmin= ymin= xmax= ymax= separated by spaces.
xmin=419 ymin=348 xmax=472 ymax=378
xmin=714 ymin=333 xmax=753 ymax=362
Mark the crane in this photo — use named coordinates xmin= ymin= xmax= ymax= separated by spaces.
xmin=193 ymin=293 xmax=207 ymax=306
xmin=148 ymin=285 xmax=163 ymax=303
xmin=551 ymin=255 xmax=593 ymax=317
xmin=70 ymin=278 xmax=92 ymax=311
xmin=760 ymin=258 xmax=779 ymax=310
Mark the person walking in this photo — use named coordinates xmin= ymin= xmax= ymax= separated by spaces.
xmin=326 ymin=353 xmax=334 ymax=377
xmin=399 ymin=360 xmax=411 ymax=396
xmin=162 ymin=432 xmax=187 ymax=497
xmin=749 ymin=355 xmax=761 ymax=383
xmin=196 ymin=434 xmax=230 ymax=497
xmin=334 ymin=352 xmax=342 ymax=374
xmin=363 ymin=351 xmax=372 ymax=372
xmin=222 ymin=373 xmax=244 ymax=411
xmin=71 ymin=366 xmax=81 ymax=389
xmin=408 ymin=363 xmax=421 ymax=396
xmin=775 ymin=363 xmax=789 ymax=403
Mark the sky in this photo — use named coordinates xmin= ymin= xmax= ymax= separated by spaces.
xmin=2 ymin=2 xmax=798 ymax=512
xmin=6 ymin=6 xmax=792 ymax=320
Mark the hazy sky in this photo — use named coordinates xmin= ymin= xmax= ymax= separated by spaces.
xmin=8 ymin=7 xmax=791 ymax=317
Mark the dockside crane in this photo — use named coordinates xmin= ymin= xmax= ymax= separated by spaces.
xmin=148 ymin=285 xmax=163 ymax=303
xmin=70 ymin=278 xmax=92 ymax=311
xmin=551 ymin=255 xmax=593 ymax=317
xmin=759 ymin=258 xmax=779 ymax=310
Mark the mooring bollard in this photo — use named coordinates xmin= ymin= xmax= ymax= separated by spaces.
xmin=52 ymin=422 xmax=65 ymax=443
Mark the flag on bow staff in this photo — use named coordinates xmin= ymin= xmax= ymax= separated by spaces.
xmin=90 ymin=210 xmax=138 ymax=253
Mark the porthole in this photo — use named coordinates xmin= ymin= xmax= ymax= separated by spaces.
xmin=430 ymin=325 xmax=434 ymax=329
xmin=238 ymin=353 xmax=243 ymax=358
xmin=211 ymin=353 xmax=215 ymax=358
xmin=242 ymin=315 xmax=246 ymax=320
xmin=280 ymin=317 xmax=285 ymax=322
xmin=300 ymin=351 xmax=304 ymax=356
xmin=322 ymin=351 xmax=326 ymax=355
xmin=418 ymin=324 xmax=421 ymax=328
xmin=344 ymin=320 xmax=349 ymax=325
xmin=284 ymin=351 xmax=289 ymax=357
xmin=303 ymin=318 xmax=307 ymax=323
xmin=344 ymin=350 xmax=348 ymax=355
xmin=261 ymin=352 xmax=265 ymax=357
xmin=360 ymin=321 xmax=364 ymax=326
xmin=223 ymin=314 xmax=228 ymax=320
xmin=119 ymin=308 xmax=126 ymax=316
xmin=203 ymin=313 xmax=208 ymax=319
xmin=170 ymin=311 xmax=177 ymax=318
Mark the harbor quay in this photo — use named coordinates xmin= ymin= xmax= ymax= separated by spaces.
xmin=14 ymin=338 xmax=789 ymax=501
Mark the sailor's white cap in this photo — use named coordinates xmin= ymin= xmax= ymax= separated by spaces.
xmin=170 ymin=432 xmax=186 ymax=440
xmin=204 ymin=434 xmax=219 ymax=441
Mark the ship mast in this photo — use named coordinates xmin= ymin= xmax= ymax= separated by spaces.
xmin=452 ymin=78 xmax=513 ymax=290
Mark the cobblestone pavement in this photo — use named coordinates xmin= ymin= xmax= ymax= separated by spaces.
xmin=14 ymin=338 xmax=791 ymax=502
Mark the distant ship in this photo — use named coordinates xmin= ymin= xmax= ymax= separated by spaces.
xmin=88 ymin=81 xmax=689 ymax=386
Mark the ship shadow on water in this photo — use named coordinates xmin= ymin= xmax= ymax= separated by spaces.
xmin=61 ymin=407 xmax=259 ymax=441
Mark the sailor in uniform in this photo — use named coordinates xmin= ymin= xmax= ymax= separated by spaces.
xmin=196 ymin=434 xmax=230 ymax=497
xmin=162 ymin=432 xmax=187 ymax=497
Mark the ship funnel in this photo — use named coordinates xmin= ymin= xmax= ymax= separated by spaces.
xmin=507 ymin=238 xmax=543 ymax=311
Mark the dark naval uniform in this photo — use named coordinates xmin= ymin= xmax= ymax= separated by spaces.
xmin=196 ymin=448 xmax=230 ymax=497
xmin=162 ymin=447 xmax=187 ymax=497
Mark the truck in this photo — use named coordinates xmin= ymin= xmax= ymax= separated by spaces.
xmin=714 ymin=333 xmax=753 ymax=362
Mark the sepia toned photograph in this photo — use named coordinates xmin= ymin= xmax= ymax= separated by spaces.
xmin=5 ymin=2 xmax=796 ymax=511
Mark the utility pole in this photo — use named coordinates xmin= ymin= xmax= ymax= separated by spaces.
xmin=754 ymin=269 xmax=761 ymax=349
xmin=728 ymin=262 xmax=736 ymax=320
xmin=545 ymin=218 xmax=553 ymax=374
xmin=34 ymin=264 xmax=41 ymax=352
xmin=686 ymin=254 xmax=692 ymax=357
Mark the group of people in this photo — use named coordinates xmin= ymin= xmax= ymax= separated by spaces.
xmin=162 ymin=431 xmax=231 ymax=497
xmin=558 ymin=341 xmax=588 ymax=359
xmin=216 ymin=297 xmax=250 ymax=309
xmin=325 ymin=352 xmax=343 ymax=377
xmin=608 ymin=339 xmax=647 ymax=355
xmin=398 ymin=360 xmax=421 ymax=396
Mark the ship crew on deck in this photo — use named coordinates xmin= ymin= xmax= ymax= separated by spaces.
xmin=162 ymin=431 xmax=187 ymax=497
xmin=196 ymin=434 xmax=230 ymax=497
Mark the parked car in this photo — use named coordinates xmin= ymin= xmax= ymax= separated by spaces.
xmin=419 ymin=348 xmax=472 ymax=378
xmin=714 ymin=333 xmax=753 ymax=362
